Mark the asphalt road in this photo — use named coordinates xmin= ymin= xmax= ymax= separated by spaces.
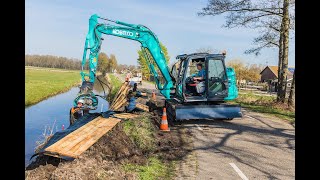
xmin=175 ymin=110 xmax=295 ymax=180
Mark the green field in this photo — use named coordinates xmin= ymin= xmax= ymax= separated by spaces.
xmin=25 ymin=67 xmax=81 ymax=106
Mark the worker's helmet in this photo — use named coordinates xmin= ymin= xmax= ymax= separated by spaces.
xmin=77 ymin=99 xmax=85 ymax=104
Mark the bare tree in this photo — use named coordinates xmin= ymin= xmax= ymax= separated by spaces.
xmin=288 ymin=69 xmax=295 ymax=107
xmin=198 ymin=0 xmax=294 ymax=103
xmin=278 ymin=0 xmax=290 ymax=102
xmin=198 ymin=0 xmax=283 ymax=28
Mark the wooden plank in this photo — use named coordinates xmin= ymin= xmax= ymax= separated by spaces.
xmin=66 ymin=119 xmax=116 ymax=154
xmin=112 ymin=83 xmax=129 ymax=105
xmin=53 ymin=118 xmax=103 ymax=152
xmin=45 ymin=117 xmax=121 ymax=158
xmin=136 ymin=103 xmax=149 ymax=111
xmin=60 ymin=118 xmax=117 ymax=153
xmin=47 ymin=117 xmax=104 ymax=152
xmin=113 ymin=82 xmax=127 ymax=99
xmin=71 ymin=119 xmax=120 ymax=157
xmin=110 ymin=85 xmax=130 ymax=110
xmin=45 ymin=117 xmax=103 ymax=153
xmin=71 ymin=118 xmax=120 ymax=156
xmin=110 ymin=82 xmax=128 ymax=107
xmin=113 ymin=113 xmax=140 ymax=119
xmin=46 ymin=117 xmax=120 ymax=158
xmin=112 ymin=95 xmax=129 ymax=110
xmin=68 ymin=129 xmax=103 ymax=156
xmin=72 ymin=128 xmax=107 ymax=156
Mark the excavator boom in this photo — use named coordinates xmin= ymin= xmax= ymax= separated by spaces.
xmin=75 ymin=14 xmax=174 ymax=108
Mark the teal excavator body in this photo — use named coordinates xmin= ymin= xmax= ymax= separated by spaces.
xmin=73 ymin=14 xmax=242 ymax=121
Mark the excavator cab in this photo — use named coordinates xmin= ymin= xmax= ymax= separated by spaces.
xmin=173 ymin=53 xmax=229 ymax=102
xmin=166 ymin=53 xmax=242 ymax=121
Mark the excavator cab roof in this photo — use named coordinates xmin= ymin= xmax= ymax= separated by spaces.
xmin=176 ymin=53 xmax=226 ymax=62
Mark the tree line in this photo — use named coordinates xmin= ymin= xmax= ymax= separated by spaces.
xmin=25 ymin=54 xmax=82 ymax=70
xmin=226 ymin=59 xmax=264 ymax=83
xmin=97 ymin=53 xmax=118 ymax=75
xmin=98 ymin=52 xmax=141 ymax=75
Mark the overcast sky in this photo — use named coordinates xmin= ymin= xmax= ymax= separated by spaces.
xmin=26 ymin=0 xmax=295 ymax=67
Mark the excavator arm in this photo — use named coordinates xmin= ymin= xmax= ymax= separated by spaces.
xmin=75 ymin=14 xmax=174 ymax=109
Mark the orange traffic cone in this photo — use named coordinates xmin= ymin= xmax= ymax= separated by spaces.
xmin=160 ymin=107 xmax=170 ymax=131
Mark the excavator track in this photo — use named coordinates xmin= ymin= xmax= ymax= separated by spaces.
xmin=165 ymin=99 xmax=242 ymax=121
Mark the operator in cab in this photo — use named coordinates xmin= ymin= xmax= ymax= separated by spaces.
xmin=189 ymin=63 xmax=206 ymax=95
xmin=192 ymin=63 xmax=206 ymax=81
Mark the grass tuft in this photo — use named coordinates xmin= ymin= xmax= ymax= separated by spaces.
xmin=123 ymin=156 xmax=174 ymax=180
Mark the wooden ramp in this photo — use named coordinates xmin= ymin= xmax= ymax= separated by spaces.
xmin=136 ymin=103 xmax=149 ymax=112
xmin=44 ymin=116 xmax=121 ymax=158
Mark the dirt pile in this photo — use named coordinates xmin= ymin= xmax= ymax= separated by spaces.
xmin=150 ymin=114 xmax=191 ymax=159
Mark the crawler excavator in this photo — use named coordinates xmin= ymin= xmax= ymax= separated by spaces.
xmin=70 ymin=14 xmax=242 ymax=123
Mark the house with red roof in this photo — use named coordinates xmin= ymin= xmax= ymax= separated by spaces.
xmin=260 ymin=66 xmax=295 ymax=92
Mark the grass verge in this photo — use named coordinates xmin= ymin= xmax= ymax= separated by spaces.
xmin=122 ymin=113 xmax=175 ymax=179
xmin=123 ymin=113 xmax=156 ymax=152
xmin=123 ymin=156 xmax=175 ymax=180
xmin=107 ymin=74 xmax=178 ymax=179
xmin=233 ymin=91 xmax=295 ymax=123
xmin=25 ymin=67 xmax=80 ymax=106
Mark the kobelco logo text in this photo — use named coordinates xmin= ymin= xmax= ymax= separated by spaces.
xmin=112 ymin=29 xmax=134 ymax=36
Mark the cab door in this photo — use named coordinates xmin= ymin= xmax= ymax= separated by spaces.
xmin=206 ymin=56 xmax=229 ymax=101
xmin=173 ymin=60 xmax=185 ymax=101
